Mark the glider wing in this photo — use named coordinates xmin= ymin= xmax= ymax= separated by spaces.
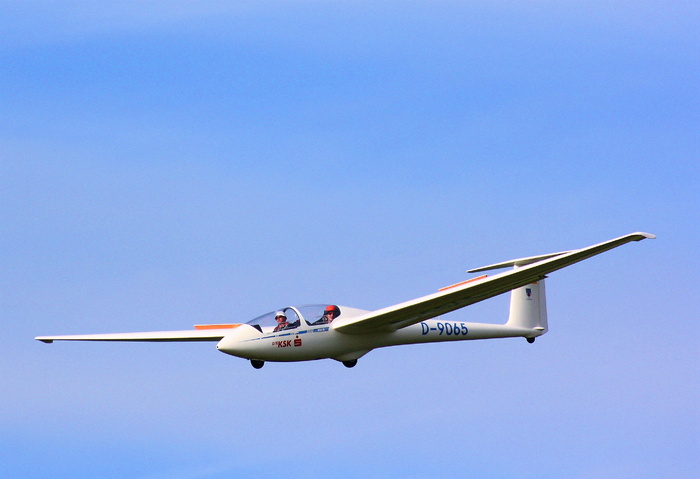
xmin=35 ymin=325 xmax=240 ymax=343
xmin=333 ymin=232 xmax=654 ymax=334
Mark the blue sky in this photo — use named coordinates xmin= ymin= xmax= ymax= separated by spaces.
xmin=1 ymin=1 xmax=698 ymax=478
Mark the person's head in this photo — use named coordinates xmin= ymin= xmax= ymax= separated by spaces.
xmin=324 ymin=305 xmax=340 ymax=321
xmin=275 ymin=311 xmax=287 ymax=323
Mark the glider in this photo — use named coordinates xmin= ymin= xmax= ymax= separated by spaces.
xmin=36 ymin=232 xmax=654 ymax=368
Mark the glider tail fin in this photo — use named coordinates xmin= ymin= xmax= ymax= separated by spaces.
xmin=506 ymin=277 xmax=548 ymax=335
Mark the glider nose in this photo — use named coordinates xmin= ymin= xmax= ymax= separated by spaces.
xmin=216 ymin=324 xmax=260 ymax=359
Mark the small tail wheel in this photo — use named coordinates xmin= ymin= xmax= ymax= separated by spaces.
xmin=342 ymin=359 xmax=357 ymax=368
xmin=526 ymin=337 xmax=536 ymax=344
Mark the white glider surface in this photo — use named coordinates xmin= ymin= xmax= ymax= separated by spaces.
xmin=36 ymin=232 xmax=654 ymax=368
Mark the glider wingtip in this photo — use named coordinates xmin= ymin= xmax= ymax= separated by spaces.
xmin=36 ymin=337 xmax=53 ymax=343
xmin=633 ymin=231 xmax=656 ymax=240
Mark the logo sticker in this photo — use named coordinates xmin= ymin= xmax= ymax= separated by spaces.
xmin=273 ymin=336 xmax=302 ymax=348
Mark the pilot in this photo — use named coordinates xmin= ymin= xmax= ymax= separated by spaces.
xmin=273 ymin=311 xmax=292 ymax=332
xmin=313 ymin=305 xmax=340 ymax=325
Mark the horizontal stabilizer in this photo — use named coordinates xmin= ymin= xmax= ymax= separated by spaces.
xmin=468 ymin=251 xmax=570 ymax=273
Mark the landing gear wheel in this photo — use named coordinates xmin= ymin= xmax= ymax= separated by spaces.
xmin=526 ymin=337 xmax=536 ymax=344
xmin=342 ymin=359 xmax=357 ymax=368
xmin=250 ymin=359 xmax=265 ymax=369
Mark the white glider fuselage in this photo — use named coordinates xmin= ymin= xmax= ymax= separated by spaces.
xmin=216 ymin=319 xmax=537 ymax=363
xmin=217 ymin=278 xmax=548 ymax=364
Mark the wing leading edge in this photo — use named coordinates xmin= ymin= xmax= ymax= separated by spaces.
xmin=35 ymin=327 xmax=238 ymax=343
xmin=332 ymin=232 xmax=655 ymax=335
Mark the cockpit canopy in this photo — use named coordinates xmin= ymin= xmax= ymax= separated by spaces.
xmin=245 ymin=304 xmax=342 ymax=334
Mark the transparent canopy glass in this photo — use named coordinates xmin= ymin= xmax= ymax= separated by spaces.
xmin=245 ymin=304 xmax=340 ymax=333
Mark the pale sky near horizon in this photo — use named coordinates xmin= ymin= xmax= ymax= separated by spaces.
xmin=2 ymin=2 xmax=698 ymax=478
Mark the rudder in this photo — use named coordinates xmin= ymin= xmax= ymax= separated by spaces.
xmin=506 ymin=279 xmax=548 ymax=335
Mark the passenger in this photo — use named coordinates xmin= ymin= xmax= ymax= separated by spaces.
xmin=273 ymin=311 xmax=292 ymax=332
xmin=313 ymin=305 xmax=340 ymax=325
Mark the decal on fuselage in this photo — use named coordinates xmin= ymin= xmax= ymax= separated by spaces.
xmin=267 ymin=327 xmax=333 ymax=348
xmin=242 ymin=326 xmax=330 ymax=344
xmin=272 ymin=335 xmax=304 ymax=348
xmin=420 ymin=321 xmax=469 ymax=336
